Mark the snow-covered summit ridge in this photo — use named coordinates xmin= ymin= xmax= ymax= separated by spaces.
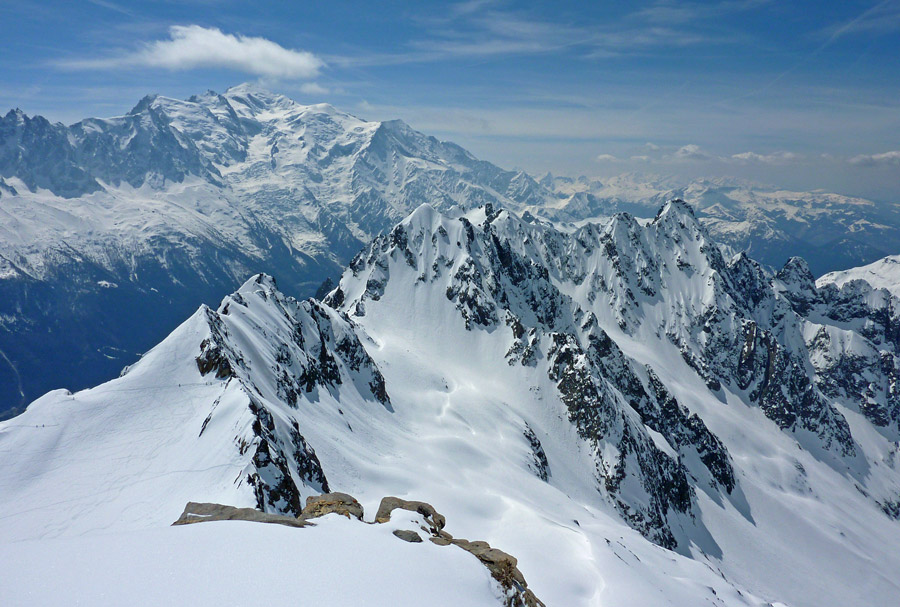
xmin=818 ymin=254 xmax=900 ymax=298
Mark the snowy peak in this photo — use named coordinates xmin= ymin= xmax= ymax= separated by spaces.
xmin=540 ymin=173 xmax=900 ymax=276
xmin=0 ymin=84 xmax=569 ymax=410
xmin=654 ymin=197 xmax=697 ymax=222
xmin=127 ymin=93 xmax=159 ymax=115
xmin=223 ymin=82 xmax=299 ymax=115
xmin=818 ymin=254 xmax=900 ymax=299
xmin=336 ymin=202 xmax=900 ymax=460
xmin=0 ymin=271 xmax=398 ymax=541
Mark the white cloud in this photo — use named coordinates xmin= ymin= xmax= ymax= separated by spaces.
xmin=672 ymin=144 xmax=714 ymax=161
xmin=59 ymin=25 xmax=324 ymax=80
xmin=731 ymin=150 xmax=801 ymax=164
xmin=630 ymin=155 xmax=651 ymax=162
xmin=595 ymin=153 xmax=619 ymax=162
xmin=848 ymin=151 xmax=900 ymax=167
xmin=299 ymin=82 xmax=330 ymax=96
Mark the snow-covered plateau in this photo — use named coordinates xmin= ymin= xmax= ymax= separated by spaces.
xmin=2 ymin=200 xmax=899 ymax=606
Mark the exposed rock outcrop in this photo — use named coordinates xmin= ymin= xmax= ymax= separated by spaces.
xmin=172 ymin=502 xmax=311 ymax=528
xmin=301 ymin=492 xmax=364 ymax=521
xmin=375 ymin=496 xmax=447 ymax=533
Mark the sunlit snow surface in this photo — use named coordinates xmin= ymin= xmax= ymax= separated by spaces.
xmin=0 ymin=514 xmax=502 ymax=607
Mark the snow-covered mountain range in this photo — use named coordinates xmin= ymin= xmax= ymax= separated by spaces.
xmin=540 ymin=173 xmax=900 ymax=276
xmin=3 ymin=200 xmax=899 ymax=606
xmin=0 ymin=84 xmax=548 ymax=413
xmin=1 ymin=84 xmax=897 ymax=420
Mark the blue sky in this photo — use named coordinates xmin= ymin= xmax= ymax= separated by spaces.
xmin=2 ymin=0 xmax=899 ymax=200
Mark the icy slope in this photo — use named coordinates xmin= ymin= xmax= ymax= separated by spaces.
xmin=0 ymin=271 xmax=766 ymax=607
xmin=818 ymin=254 xmax=900 ymax=298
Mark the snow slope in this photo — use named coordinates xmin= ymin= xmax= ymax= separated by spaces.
xmin=0 ymin=515 xmax=504 ymax=607
xmin=818 ymin=254 xmax=900 ymax=298
xmin=3 ymin=201 xmax=899 ymax=606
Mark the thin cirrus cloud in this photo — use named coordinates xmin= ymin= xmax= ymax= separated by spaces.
xmin=731 ymin=151 xmax=802 ymax=164
xmin=298 ymin=82 xmax=330 ymax=95
xmin=57 ymin=25 xmax=324 ymax=80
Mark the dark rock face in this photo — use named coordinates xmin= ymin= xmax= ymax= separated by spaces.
xmin=524 ymin=425 xmax=550 ymax=482
xmin=185 ymin=275 xmax=404 ymax=519
xmin=583 ymin=320 xmax=735 ymax=492
xmin=547 ymin=330 xmax=692 ymax=549
xmin=799 ymin=280 xmax=900 ymax=435
xmin=736 ymin=322 xmax=855 ymax=455
xmin=0 ymin=110 xmax=101 ymax=197
xmin=392 ymin=529 xmax=423 ymax=543
xmin=0 ymin=102 xmax=220 ymax=199
xmin=247 ymin=397 xmax=309 ymax=517
xmin=196 ymin=309 xmax=243 ymax=379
